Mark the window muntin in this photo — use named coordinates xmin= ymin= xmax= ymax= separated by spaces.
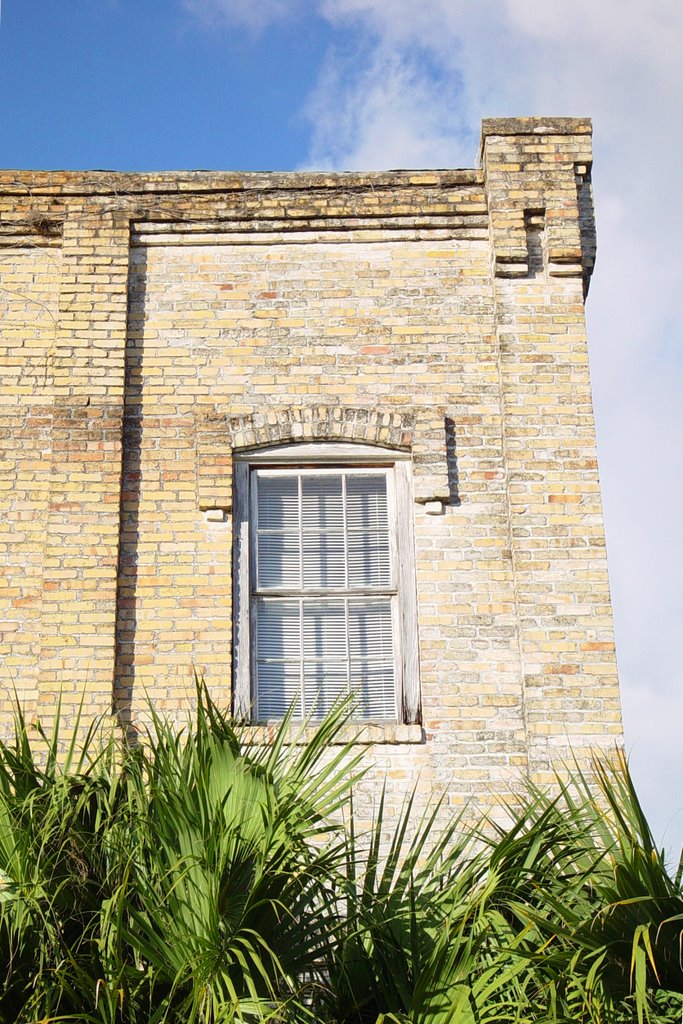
xmin=252 ymin=468 xmax=397 ymax=721
xmin=255 ymin=469 xmax=392 ymax=593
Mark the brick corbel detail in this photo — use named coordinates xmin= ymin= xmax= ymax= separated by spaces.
xmin=480 ymin=118 xmax=595 ymax=287
xmin=196 ymin=405 xmax=451 ymax=511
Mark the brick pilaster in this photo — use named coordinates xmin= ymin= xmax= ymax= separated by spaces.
xmin=37 ymin=204 xmax=130 ymax=725
xmin=482 ymin=119 xmax=623 ymax=777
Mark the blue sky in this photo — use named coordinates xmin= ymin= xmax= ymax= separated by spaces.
xmin=2 ymin=0 xmax=682 ymax=851
xmin=0 ymin=0 xmax=330 ymax=170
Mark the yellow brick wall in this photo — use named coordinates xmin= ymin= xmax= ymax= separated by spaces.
xmin=0 ymin=117 xmax=624 ymax=821
xmin=0 ymin=248 xmax=61 ymax=714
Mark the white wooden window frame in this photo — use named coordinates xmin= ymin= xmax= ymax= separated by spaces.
xmin=232 ymin=442 xmax=421 ymax=724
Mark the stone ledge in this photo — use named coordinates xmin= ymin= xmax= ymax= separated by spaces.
xmin=239 ymin=723 xmax=425 ymax=746
xmin=0 ymin=167 xmax=483 ymax=197
xmin=480 ymin=116 xmax=592 ymax=143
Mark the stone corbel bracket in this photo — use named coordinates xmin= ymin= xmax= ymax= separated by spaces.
xmin=196 ymin=405 xmax=451 ymax=511
xmin=480 ymin=117 xmax=596 ymax=287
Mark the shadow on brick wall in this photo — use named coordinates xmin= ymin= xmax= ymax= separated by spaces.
xmin=445 ymin=416 xmax=461 ymax=506
xmin=112 ymin=255 xmax=146 ymax=742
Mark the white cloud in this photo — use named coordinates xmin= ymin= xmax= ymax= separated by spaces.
xmin=505 ymin=0 xmax=683 ymax=83
xmin=305 ymin=45 xmax=471 ymax=170
xmin=310 ymin=0 xmax=683 ymax=162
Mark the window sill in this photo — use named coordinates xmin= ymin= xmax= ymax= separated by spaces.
xmin=239 ymin=722 xmax=424 ymax=746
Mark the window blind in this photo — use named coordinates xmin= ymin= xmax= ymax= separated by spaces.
xmin=253 ymin=470 xmax=396 ymax=721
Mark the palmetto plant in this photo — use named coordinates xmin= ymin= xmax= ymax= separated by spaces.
xmin=479 ymin=753 xmax=683 ymax=1023
xmin=0 ymin=689 xmax=682 ymax=1023
xmin=325 ymin=787 xmax=543 ymax=1024
xmin=0 ymin=691 xmax=364 ymax=1023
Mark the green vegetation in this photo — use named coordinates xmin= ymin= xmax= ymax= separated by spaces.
xmin=0 ymin=689 xmax=681 ymax=1023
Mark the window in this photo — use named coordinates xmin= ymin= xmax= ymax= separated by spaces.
xmin=233 ymin=443 xmax=420 ymax=724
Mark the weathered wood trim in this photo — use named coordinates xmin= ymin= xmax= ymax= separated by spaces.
xmin=232 ymin=461 xmax=251 ymax=720
xmin=395 ymin=460 xmax=421 ymax=724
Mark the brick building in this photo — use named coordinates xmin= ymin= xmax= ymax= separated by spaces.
xmin=0 ymin=117 xmax=623 ymax=816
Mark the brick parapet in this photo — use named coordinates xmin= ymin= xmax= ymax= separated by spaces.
xmin=0 ymin=167 xmax=482 ymax=195
xmin=480 ymin=118 xmax=595 ymax=291
xmin=0 ymin=169 xmax=487 ymax=251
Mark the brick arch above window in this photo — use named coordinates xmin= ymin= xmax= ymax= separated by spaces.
xmin=195 ymin=404 xmax=449 ymax=511
xmin=229 ymin=406 xmax=415 ymax=452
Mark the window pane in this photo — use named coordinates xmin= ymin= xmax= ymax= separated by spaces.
xmin=351 ymin=661 xmax=396 ymax=720
xmin=256 ymin=600 xmax=302 ymax=719
xmin=302 ymin=475 xmax=343 ymax=530
xmin=303 ymin=599 xmax=347 ymax=659
xmin=348 ymin=598 xmax=394 ymax=660
xmin=256 ymin=598 xmax=301 ymax=659
xmin=257 ymin=662 xmax=302 ymax=720
xmin=303 ymin=664 xmax=348 ymax=719
xmin=303 ymin=532 xmax=346 ymax=588
xmin=257 ymin=532 xmax=301 ymax=589
xmin=347 ymin=530 xmax=391 ymax=587
xmin=346 ymin=474 xmax=388 ymax=530
xmin=257 ymin=475 xmax=299 ymax=530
